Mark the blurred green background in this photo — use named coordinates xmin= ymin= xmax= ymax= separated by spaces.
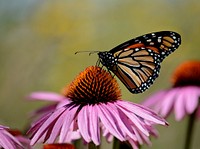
xmin=0 ymin=0 xmax=200 ymax=149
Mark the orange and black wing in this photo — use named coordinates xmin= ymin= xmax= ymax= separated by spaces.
xmin=112 ymin=47 xmax=160 ymax=93
xmin=108 ymin=31 xmax=181 ymax=93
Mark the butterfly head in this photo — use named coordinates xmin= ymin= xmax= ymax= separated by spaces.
xmin=98 ymin=52 xmax=117 ymax=69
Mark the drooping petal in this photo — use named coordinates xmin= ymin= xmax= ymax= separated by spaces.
xmin=185 ymin=87 xmax=199 ymax=114
xmin=77 ymin=105 xmax=91 ymax=143
xmin=0 ymin=132 xmax=16 ymax=149
xmin=47 ymin=108 xmax=70 ymax=143
xmin=30 ymin=107 xmax=66 ymax=145
xmin=0 ymin=129 xmax=22 ymax=149
xmin=174 ymin=91 xmax=186 ymax=121
xmin=97 ymin=104 xmax=125 ymax=141
xmin=116 ymin=103 xmax=149 ymax=136
xmin=128 ymin=138 xmax=139 ymax=149
xmin=28 ymin=112 xmax=52 ymax=137
xmin=142 ymin=90 xmax=167 ymax=107
xmin=107 ymin=102 xmax=137 ymax=141
xmin=159 ymin=89 xmax=177 ymax=117
xmin=59 ymin=107 xmax=78 ymax=142
xmin=89 ymin=105 xmax=100 ymax=145
xmin=28 ymin=92 xmax=66 ymax=101
xmin=117 ymin=100 xmax=167 ymax=125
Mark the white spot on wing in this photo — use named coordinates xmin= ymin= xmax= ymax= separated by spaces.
xmin=147 ymin=39 xmax=152 ymax=42
xmin=158 ymin=38 xmax=162 ymax=43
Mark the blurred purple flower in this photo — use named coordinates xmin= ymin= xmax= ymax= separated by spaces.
xmin=8 ymin=129 xmax=32 ymax=149
xmin=143 ymin=61 xmax=200 ymax=121
xmin=0 ymin=125 xmax=23 ymax=149
xmin=28 ymin=66 xmax=167 ymax=149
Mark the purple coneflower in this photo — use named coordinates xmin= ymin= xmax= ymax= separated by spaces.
xmin=28 ymin=66 xmax=167 ymax=149
xmin=0 ymin=125 xmax=23 ymax=149
xmin=143 ymin=61 xmax=200 ymax=121
xmin=142 ymin=61 xmax=200 ymax=149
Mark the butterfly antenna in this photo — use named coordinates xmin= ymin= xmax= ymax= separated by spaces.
xmin=75 ymin=51 xmax=100 ymax=55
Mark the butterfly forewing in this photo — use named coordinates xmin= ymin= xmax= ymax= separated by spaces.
xmin=110 ymin=31 xmax=181 ymax=59
xmin=98 ymin=31 xmax=181 ymax=94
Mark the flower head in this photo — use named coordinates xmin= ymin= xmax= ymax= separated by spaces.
xmin=171 ymin=61 xmax=200 ymax=87
xmin=143 ymin=61 xmax=200 ymax=121
xmin=28 ymin=66 xmax=167 ymax=149
xmin=63 ymin=66 xmax=121 ymax=106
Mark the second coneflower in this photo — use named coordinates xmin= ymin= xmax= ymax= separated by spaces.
xmin=28 ymin=66 xmax=168 ymax=149
xmin=142 ymin=60 xmax=200 ymax=149
xmin=143 ymin=61 xmax=200 ymax=121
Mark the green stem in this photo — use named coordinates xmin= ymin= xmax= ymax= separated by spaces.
xmin=88 ymin=142 xmax=99 ymax=149
xmin=184 ymin=111 xmax=196 ymax=149
xmin=113 ymin=138 xmax=120 ymax=149
xmin=113 ymin=138 xmax=132 ymax=149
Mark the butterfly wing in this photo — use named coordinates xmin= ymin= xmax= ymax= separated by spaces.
xmin=108 ymin=31 xmax=181 ymax=93
xmin=111 ymin=47 xmax=160 ymax=93
xmin=110 ymin=31 xmax=181 ymax=60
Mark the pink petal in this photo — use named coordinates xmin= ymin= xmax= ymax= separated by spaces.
xmin=64 ymin=130 xmax=80 ymax=142
xmin=128 ymin=139 xmax=139 ymax=149
xmin=107 ymin=102 xmax=137 ymax=141
xmin=0 ymin=130 xmax=22 ymax=149
xmin=28 ymin=92 xmax=65 ymax=102
xmin=131 ymin=126 xmax=144 ymax=144
xmin=60 ymin=107 xmax=77 ymax=142
xmin=116 ymin=103 xmax=149 ymax=136
xmin=104 ymin=132 xmax=113 ymax=143
xmin=174 ymin=92 xmax=186 ymax=121
xmin=97 ymin=104 xmax=125 ymax=141
xmin=30 ymin=104 xmax=57 ymax=118
xmin=89 ymin=105 xmax=100 ymax=145
xmin=0 ymin=133 xmax=16 ymax=149
xmin=47 ymin=109 xmax=70 ymax=143
xmin=77 ymin=105 xmax=91 ymax=142
xmin=159 ymin=89 xmax=177 ymax=117
xmin=101 ymin=104 xmax=128 ymax=140
xmin=28 ymin=113 xmax=51 ymax=136
xmin=142 ymin=90 xmax=167 ymax=107
xmin=30 ymin=107 xmax=66 ymax=145
xmin=185 ymin=87 xmax=199 ymax=114
xmin=117 ymin=100 xmax=167 ymax=125
xmin=0 ymin=126 xmax=8 ymax=129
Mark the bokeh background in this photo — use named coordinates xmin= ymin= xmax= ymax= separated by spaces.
xmin=0 ymin=0 xmax=200 ymax=148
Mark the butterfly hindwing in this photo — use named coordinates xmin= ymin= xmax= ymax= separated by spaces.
xmin=112 ymin=47 xmax=161 ymax=93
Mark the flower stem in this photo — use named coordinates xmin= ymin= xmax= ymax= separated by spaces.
xmin=184 ymin=111 xmax=196 ymax=149
xmin=113 ymin=138 xmax=132 ymax=149
xmin=113 ymin=138 xmax=120 ymax=149
xmin=88 ymin=142 xmax=99 ymax=149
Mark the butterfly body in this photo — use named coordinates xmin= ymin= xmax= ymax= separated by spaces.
xmin=98 ymin=31 xmax=181 ymax=94
xmin=98 ymin=52 xmax=117 ymax=70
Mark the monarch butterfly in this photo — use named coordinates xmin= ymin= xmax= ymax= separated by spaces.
xmin=98 ymin=31 xmax=181 ymax=93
